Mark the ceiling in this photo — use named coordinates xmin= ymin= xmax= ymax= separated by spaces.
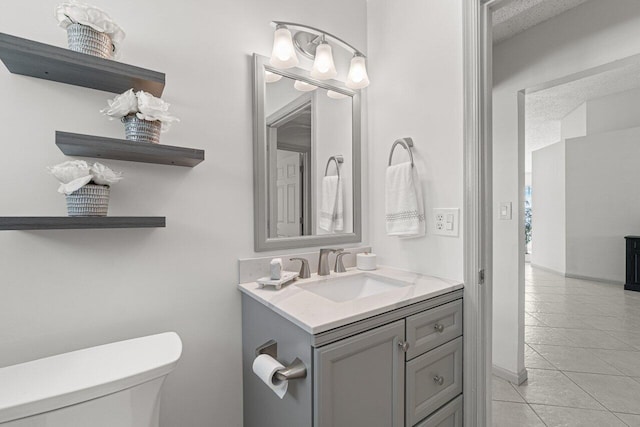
xmin=493 ymin=0 xmax=592 ymax=44
xmin=524 ymin=56 xmax=640 ymax=171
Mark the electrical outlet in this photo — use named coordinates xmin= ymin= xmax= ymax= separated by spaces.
xmin=433 ymin=208 xmax=459 ymax=237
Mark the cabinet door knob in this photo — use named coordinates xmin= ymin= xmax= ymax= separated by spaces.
xmin=433 ymin=375 xmax=445 ymax=386
xmin=398 ymin=341 xmax=410 ymax=352
xmin=434 ymin=323 xmax=445 ymax=333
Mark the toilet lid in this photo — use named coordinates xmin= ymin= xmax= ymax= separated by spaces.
xmin=0 ymin=332 xmax=182 ymax=423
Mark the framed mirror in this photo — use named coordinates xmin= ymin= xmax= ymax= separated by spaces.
xmin=253 ymin=54 xmax=362 ymax=251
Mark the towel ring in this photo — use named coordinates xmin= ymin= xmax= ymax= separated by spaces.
xmin=388 ymin=137 xmax=415 ymax=167
xmin=324 ymin=155 xmax=344 ymax=178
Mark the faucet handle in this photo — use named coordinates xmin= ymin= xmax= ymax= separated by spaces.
xmin=334 ymin=252 xmax=351 ymax=273
xmin=290 ymin=257 xmax=311 ymax=279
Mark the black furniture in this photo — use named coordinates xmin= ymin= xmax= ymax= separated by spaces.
xmin=625 ymin=236 xmax=640 ymax=291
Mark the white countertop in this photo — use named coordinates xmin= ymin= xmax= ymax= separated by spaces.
xmin=237 ymin=267 xmax=464 ymax=334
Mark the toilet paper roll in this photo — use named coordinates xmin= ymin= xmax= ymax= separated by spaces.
xmin=357 ymin=253 xmax=377 ymax=271
xmin=252 ymin=354 xmax=288 ymax=399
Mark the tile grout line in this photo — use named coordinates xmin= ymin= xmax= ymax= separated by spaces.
xmin=524 ymin=343 xmax=559 ymax=371
xmin=525 ymin=401 xmax=549 ymax=427
xmin=526 ymin=342 xmax=628 ymax=377
xmin=612 ymin=411 xmax=633 ymax=427
xmin=557 ymin=368 xmax=617 ymax=416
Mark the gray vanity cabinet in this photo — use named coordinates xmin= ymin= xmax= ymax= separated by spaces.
xmin=314 ymin=320 xmax=405 ymax=427
xmin=241 ymin=289 xmax=463 ymax=427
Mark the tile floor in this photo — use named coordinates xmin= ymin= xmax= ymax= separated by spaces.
xmin=492 ymin=264 xmax=640 ymax=426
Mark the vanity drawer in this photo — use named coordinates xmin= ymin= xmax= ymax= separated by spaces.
xmin=406 ymin=337 xmax=463 ymax=427
xmin=414 ymin=395 xmax=463 ymax=427
xmin=406 ymin=299 xmax=462 ymax=360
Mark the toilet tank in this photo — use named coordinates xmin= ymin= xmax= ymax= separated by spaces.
xmin=0 ymin=332 xmax=182 ymax=427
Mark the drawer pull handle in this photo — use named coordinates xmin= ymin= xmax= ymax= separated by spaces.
xmin=433 ymin=375 xmax=445 ymax=386
xmin=398 ymin=341 xmax=410 ymax=352
xmin=434 ymin=323 xmax=445 ymax=333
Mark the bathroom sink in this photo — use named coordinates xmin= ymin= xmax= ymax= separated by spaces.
xmin=299 ymin=274 xmax=410 ymax=302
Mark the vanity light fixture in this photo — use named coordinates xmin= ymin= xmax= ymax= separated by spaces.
xmin=327 ymin=90 xmax=348 ymax=100
xmin=264 ymin=70 xmax=282 ymax=83
xmin=310 ymin=37 xmax=337 ymax=80
xmin=270 ymin=25 xmax=299 ymax=69
xmin=294 ymin=80 xmax=318 ymax=92
xmin=346 ymin=53 xmax=370 ymax=89
xmin=269 ymin=21 xmax=369 ymax=89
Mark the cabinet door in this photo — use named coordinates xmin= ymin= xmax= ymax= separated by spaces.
xmin=314 ymin=320 xmax=405 ymax=427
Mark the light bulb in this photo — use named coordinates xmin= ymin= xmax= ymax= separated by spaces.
xmin=346 ymin=53 xmax=370 ymax=89
xmin=327 ymin=90 xmax=348 ymax=99
xmin=269 ymin=26 xmax=299 ymax=69
xmin=310 ymin=41 xmax=337 ymax=80
xmin=265 ymin=70 xmax=282 ymax=83
xmin=294 ymin=80 xmax=318 ymax=92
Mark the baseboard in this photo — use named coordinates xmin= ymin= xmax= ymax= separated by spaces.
xmin=493 ymin=365 xmax=528 ymax=385
xmin=564 ymin=272 xmax=623 ymax=285
xmin=530 ymin=263 xmax=565 ymax=276
xmin=530 ymin=264 xmax=623 ymax=285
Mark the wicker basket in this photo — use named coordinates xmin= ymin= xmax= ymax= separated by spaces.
xmin=122 ymin=114 xmax=162 ymax=144
xmin=66 ymin=23 xmax=114 ymax=59
xmin=65 ymin=184 xmax=110 ymax=217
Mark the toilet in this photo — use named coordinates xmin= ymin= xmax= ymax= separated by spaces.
xmin=0 ymin=332 xmax=182 ymax=427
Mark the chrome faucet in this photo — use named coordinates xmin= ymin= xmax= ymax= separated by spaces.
xmin=318 ymin=248 xmax=337 ymax=276
xmin=290 ymin=257 xmax=311 ymax=279
xmin=334 ymin=250 xmax=350 ymax=273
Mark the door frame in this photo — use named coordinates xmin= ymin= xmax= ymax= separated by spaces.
xmin=463 ymin=0 xmax=504 ymax=425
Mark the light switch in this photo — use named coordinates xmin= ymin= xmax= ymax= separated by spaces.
xmin=499 ymin=202 xmax=512 ymax=220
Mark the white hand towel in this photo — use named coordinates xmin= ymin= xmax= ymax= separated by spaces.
xmin=319 ymin=175 xmax=344 ymax=232
xmin=385 ymin=162 xmax=425 ymax=237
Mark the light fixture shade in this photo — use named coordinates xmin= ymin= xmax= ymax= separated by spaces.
xmin=346 ymin=54 xmax=370 ymax=89
xmin=270 ymin=26 xmax=299 ymax=69
xmin=327 ymin=90 xmax=348 ymax=99
xmin=294 ymin=80 xmax=318 ymax=92
xmin=265 ymin=70 xmax=282 ymax=83
xmin=310 ymin=42 xmax=337 ymax=80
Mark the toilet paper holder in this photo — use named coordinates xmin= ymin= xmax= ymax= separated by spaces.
xmin=256 ymin=340 xmax=307 ymax=381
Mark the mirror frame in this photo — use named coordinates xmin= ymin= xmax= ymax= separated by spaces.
xmin=253 ymin=53 xmax=362 ymax=251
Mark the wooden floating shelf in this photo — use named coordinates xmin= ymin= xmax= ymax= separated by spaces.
xmin=0 ymin=32 xmax=165 ymax=96
xmin=56 ymin=131 xmax=205 ymax=167
xmin=0 ymin=217 xmax=166 ymax=230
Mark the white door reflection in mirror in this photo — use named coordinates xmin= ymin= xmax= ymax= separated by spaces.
xmin=276 ymin=150 xmax=302 ymax=237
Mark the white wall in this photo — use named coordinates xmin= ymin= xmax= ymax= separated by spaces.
xmin=366 ymin=0 xmax=464 ymax=281
xmin=492 ymin=0 xmax=640 ymax=378
xmin=565 ymin=127 xmax=640 ymax=283
xmin=587 ymin=88 xmax=640 ymax=135
xmin=531 ymin=141 xmax=566 ymax=273
xmin=561 ymin=103 xmax=587 ymax=141
xmin=0 ymin=1 xmax=367 ymax=426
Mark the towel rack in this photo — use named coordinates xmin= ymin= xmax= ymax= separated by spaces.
xmin=388 ymin=137 xmax=415 ymax=167
xmin=324 ymin=155 xmax=344 ymax=177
